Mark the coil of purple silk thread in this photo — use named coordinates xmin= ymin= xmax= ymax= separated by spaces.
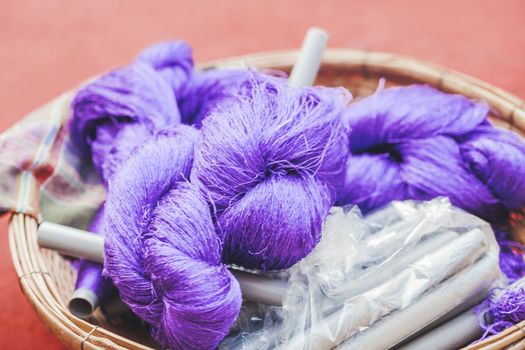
xmin=192 ymin=73 xmax=351 ymax=271
xmin=337 ymin=84 xmax=525 ymax=224
xmin=475 ymin=231 xmax=525 ymax=340
xmin=335 ymin=84 xmax=525 ymax=337
xmin=70 ymin=42 xmax=192 ymax=181
xmin=71 ymin=40 xmax=247 ymax=320
xmin=136 ymin=41 xmax=249 ymax=128
xmin=70 ymin=41 xmax=193 ymax=313
xmin=104 ymin=126 xmax=242 ymax=350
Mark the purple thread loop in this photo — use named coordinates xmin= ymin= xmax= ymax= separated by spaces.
xmin=70 ymin=43 xmax=190 ymax=183
xmin=337 ymin=85 xmax=525 ymax=225
xmin=104 ymin=127 xmax=242 ymax=350
xmin=177 ymin=68 xmax=249 ymax=127
xmin=69 ymin=41 xmax=195 ymax=324
xmin=136 ymin=41 xmax=194 ymax=95
xmin=496 ymin=231 xmax=525 ymax=283
xmin=70 ymin=41 xmax=248 ymax=349
xmin=192 ymin=73 xmax=351 ymax=270
xmin=337 ymin=85 xmax=525 ymax=282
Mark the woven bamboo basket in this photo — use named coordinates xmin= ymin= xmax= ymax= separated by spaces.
xmin=8 ymin=48 xmax=525 ymax=350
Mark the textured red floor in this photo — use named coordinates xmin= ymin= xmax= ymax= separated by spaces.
xmin=1 ymin=0 xmax=524 ymax=348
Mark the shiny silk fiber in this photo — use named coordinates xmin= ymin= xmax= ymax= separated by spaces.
xmin=70 ymin=41 xmax=248 ymax=349
xmin=104 ymin=127 xmax=242 ymax=350
xmin=69 ymin=41 xmax=193 ymax=316
xmin=192 ymin=75 xmax=351 ymax=271
xmin=337 ymin=85 xmax=525 ymax=225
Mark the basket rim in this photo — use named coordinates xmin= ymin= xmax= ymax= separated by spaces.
xmin=206 ymin=48 xmax=525 ymax=129
xmin=9 ymin=47 xmax=525 ymax=350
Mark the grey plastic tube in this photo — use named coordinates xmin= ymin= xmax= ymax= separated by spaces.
xmin=288 ymin=27 xmax=328 ymax=87
xmin=397 ymin=309 xmax=481 ymax=350
xmin=327 ymin=230 xmax=459 ymax=300
xmin=279 ymin=228 xmax=489 ymax=350
xmin=38 ymin=222 xmax=104 ymax=263
xmin=338 ymin=255 xmax=500 ymax=350
xmin=398 ymin=276 xmax=525 ymax=350
xmin=69 ymin=287 xmax=100 ymax=318
xmin=37 ymin=221 xmax=288 ymax=306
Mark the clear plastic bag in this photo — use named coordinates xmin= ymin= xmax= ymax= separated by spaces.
xmin=220 ymin=197 xmax=502 ymax=350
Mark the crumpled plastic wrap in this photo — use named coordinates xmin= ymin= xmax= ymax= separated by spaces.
xmin=220 ymin=197 xmax=502 ymax=350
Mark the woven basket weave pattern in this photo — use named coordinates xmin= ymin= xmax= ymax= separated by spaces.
xmin=9 ymin=49 xmax=525 ymax=350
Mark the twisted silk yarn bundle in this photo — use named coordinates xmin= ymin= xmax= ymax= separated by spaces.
xmin=337 ymin=85 xmax=525 ymax=224
xmin=178 ymin=68 xmax=250 ymax=128
xmin=70 ymin=41 xmax=355 ymax=347
xmin=104 ymin=127 xmax=242 ymax=350
xmin=70 ymin=41 xmax=192 ymax=311
xmin=192 ymin=74 xmax=351 ymax=271
xmin=70 ymin=40 xmax=246 ymax=318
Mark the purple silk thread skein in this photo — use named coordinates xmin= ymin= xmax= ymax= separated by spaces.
xmin=70 ymin=41 xmax=193 ymax=318
xmin=337 ymin=85 xmax=525 ymax=225
xmin=104 ymin=126 xmax=242 ymax=350
xmin=177 ymin=68 xmax=250 ymax=127
xmin=192 ymin=73 xmax=351 ymax=271
xmin=136 ymin=41 xmax=249 ymax=128
xmin=70 ymin=40 xmax=250 ymax=333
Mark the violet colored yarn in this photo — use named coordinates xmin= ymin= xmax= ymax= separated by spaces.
xmin=104 ymin=126 xmax=242 ymax=350
xmin=135 ymin=41 xmax=248 ymax=125
xmin=71 ymin=40 xmax=247 ymax=183
xmin=70 ymin=42 xmax=193 ymax=307
xmin=70 ymin=41 xmax=248 ymax=348
xmin=70 ymin=42 xmax=194 ymax=320
xmin=192 ymin=74 xmax=351 ymax=271
xmin=337 ymin=85 xmax=525 ymax=224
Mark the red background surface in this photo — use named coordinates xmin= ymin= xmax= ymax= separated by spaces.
xmin=1 ymin=1 xmax=524 ymax=348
